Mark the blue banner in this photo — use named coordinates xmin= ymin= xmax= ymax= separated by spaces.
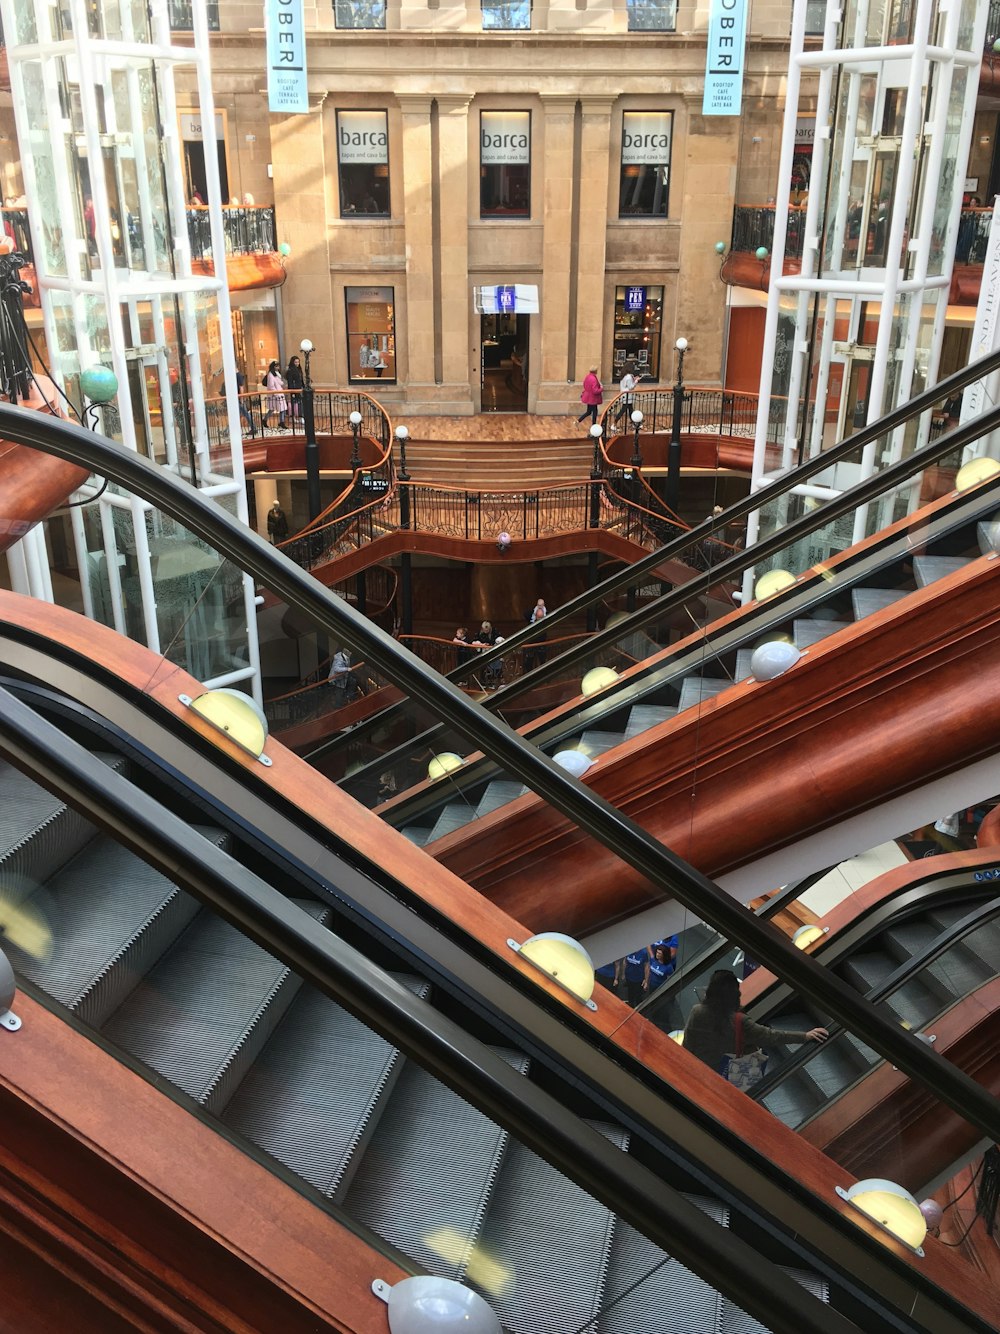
xmin=703 ymin=0 xmax=748 ymax=117
xmin=624 ymin=285 xmax=646 ymax=313
xmin=266 ymin=0 xmax=308 ymax=116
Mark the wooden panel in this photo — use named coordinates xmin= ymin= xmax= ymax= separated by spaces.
xmin=192 ymin=252 xmax=286 ymax=291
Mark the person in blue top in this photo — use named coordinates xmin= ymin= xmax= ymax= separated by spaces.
xmin=622 ymin=946 xmax=650 ymax=1007
xmin=645 ymin=943 xmax=675 ymax=994
xmin=595 ymin=958 xmax=620 ymax=992
xmin=653 ymin=935 xmax=678 ymax=969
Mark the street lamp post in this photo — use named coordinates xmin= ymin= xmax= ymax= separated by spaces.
xmin=666 ymin=336 xmax=688 ymax=514
xmin=349 ymin=409 xmax=363 ymax=471
xmin=395 ymin=424 xmax=411 ymax=530
xmin=630 ymin=408 xmax=644 ymax=468
xmin=299 ymin=337 xmax=321 ymax=522
xmin=588 ymin=422 xmax=603 ymax=529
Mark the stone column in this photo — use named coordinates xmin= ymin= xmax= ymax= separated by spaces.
xmin=536 ymin=94 xmax=578 ymax=414
xmin=268 ymin=94 xmax=336 ymax=382
xmin=436 ymin=95 xmax=474 ymax=412
xmin=396 ymin=94 xmax=437 ymax=400
xmin=574 ymin=97 xmax=615 ymax=391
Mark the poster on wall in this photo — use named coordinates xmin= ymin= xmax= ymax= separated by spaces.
xmin=266 ymin=0 xmax=308 ymax=115
xmin=703 ymin=0 xmax=748 ymax=116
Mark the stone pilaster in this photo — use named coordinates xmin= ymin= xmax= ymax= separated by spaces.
xmin=535 ymin=94 xmax=578 ymax=412
xmin=574 ymin=97 xmax=615 ymax=386
xmin=396 ymin=94 xmax=436 ymax=390
xmin=436 ymin=95 xmax=473 ymax=404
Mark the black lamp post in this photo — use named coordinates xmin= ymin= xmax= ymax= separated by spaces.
xmin=349 ymin=409 xmax=362 ymax=472
xmin=665 ymin=336 xmax=688 ymax=514
xmin=395 ymin=423 xmax=410 ymax=481
xmin=588 ymin=422 xmax=603 ymax=530
xmin=300 ymin=337 xmax=321 ymax=522
xmin=630 ymin=408 xmax=643 ymax=468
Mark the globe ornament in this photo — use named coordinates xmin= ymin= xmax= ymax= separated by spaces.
xmin=750 ymin=639 xmax=802 ymax=681
xmin=80 ymin=364 xmax=118 ymax=403
xmin=279 ymin=241 xmax=292 ymax=256
xmin=755 ymin=246 xmax=769 ymax=261
xmin=581 ymin=665 xmax=618 ymax=697
xmin=715 ymin=240 xmax=727 ymax=254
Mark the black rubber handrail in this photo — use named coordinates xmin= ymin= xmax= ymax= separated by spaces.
xmin=310 ymin=348 xmax=1000 ymax=764
xmin=4 ymin=402 xmax=1000 ymax=1161
xmin=0 ymin=681 xmax=990 ymax=1334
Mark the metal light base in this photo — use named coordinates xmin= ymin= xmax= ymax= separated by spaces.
xmin=0 ymin=1009 xmax=21 ymax=1031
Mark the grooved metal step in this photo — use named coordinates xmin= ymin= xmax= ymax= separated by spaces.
xmin=477 ymin=780 xmax=527 ymax=816
xmin=851 ymin=587 xmax=909 ymax=619
xmin=344 ymin=1049 xmax=530 ymax=1281
xmin=792 ymin=618 xmax=847 ymax=650
xmin=624 ymin=704 xmax=676 ymax=740
xmin=222 ymin=974 xmax=431 ymax=1199
xmin=100 ymin=900 xmax=329 ymax=1111
xmin=676 ymin=678 xmax=729 ymax=712
xmin=579 ymin=730 xmax=627 ymax=757
xmin=427 ymin=801 xmax=479 ymax=844
xmin=912 ymin=555 xmax=971 ymax=587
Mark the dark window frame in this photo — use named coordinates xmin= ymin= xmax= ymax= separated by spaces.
xmin=345 ymin=285 xmax=397 ymax=386
xmin=481 ymin=0 xmax=532 ymax=31
xmin=479 ymin=110 xmax=531 ymax=220
xmin=335 ymin=109 xmax=391 ymax=219
xmin=619 ymin=109 xmax=673 ymax=219
xmin=333 ymin=0 xmax=387 ymax=30
xmin=625 ymin=0 xmax=677 ymax=32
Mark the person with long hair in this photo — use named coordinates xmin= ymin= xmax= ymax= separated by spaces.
xmin=684 ymin=970 xmax=827 ymax=1079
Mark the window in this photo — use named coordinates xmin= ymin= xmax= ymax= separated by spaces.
xmin=346 ymin=286 xmax=396 ymax=384
xmin=613 ymin=286 xmax=663 ymax=382
xmin=169 ymin=1 xmax=220 ymax=29
xmin=626 ymin=0 xmax=676 ymax=31
xmin=333 ymin=0 xmax=386 ymax=29
xmin=336 ymin=111 xmax=390 ymax=218
xmin=619 ymin=111 xmax=672 ymax=218
xmin=482 ymin=0 xmax=531 ymax=30
xmin=480 ymin=112 xmax=530 ymax=218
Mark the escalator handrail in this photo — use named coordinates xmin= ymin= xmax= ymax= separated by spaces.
xmin=0 ymin=682 xmax=892 ymax=1334
xmin=5 ymin=401 xmax=1000 ymax=1168
xmin=309 ymin=348 xmax=1000 ymax=763
xmin=358 ymin=403 xmax=1000 ymax=818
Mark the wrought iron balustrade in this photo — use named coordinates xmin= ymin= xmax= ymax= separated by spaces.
xmin=186 ymin=205 xmax=277 ymax=261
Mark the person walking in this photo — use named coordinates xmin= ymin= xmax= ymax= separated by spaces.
xmin=577 ymin=366 xmax=603 ymax=425
xmin=284 ymin=354 xmax=304 ymax=422
xmin=614 ymin=364 xmax=639 ymax=424
xmin=684 ymin=970 xmax=827 ymax=1083
xmin=236 ymin=367 xmax=255 ymax=436
xmin=266 ymin=502 xmax=289 ymax=544
xmin=263 ymin=360 xmax=287 ymax=431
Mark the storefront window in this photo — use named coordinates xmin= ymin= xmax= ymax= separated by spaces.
xmin=346 ymin=286 xmax=396 ymax=384
xmin=480 ymin=111 xmax=530 ymax=218
xmin=334 ymin=0 xmax=386 ymax=28
xmin=613 ymin=286 xmax=663 ymax=382
xmin=482 ymin=0 xmax=531 ymax=29
xmin=336 ymin=111 xmax=390 ymax=217
xmin=619 ymin=111 xmax=672 ymax=218
xmin=626 ymin=0 xmax=676 ymax=30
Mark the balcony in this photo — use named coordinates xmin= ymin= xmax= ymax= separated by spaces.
xmin=186 ymin=205 xmax=284 ymax=291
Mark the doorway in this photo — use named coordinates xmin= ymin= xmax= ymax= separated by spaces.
xmin=480 ymin=313 xmax=528 ymax=412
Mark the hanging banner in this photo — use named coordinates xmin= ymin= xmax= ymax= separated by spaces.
xmin=266 ymin=0 xmax=308 ymax=115
xmin=703 ymin=0 xmax=748 ymax=117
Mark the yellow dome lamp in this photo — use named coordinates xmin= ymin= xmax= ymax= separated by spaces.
xmin=792 ymin=924 xmax=829 ymax=950
xmin=508 ymin=931 xmax=599 ymax=1010
xmin=955 ymin=455 xmax=1000 ymax=492
xmin=667 ymin=1029 xmax=685 ymax=1045
xmin=581 ymin=665 xmax=619 ymax=697
xmin=836 ymin=1178 xmax=927 ymax=1257
xmin=180 ymin=688 xmax=272 ymax=766
xmin=753 ymin=568 xmax=797 ymax=601
xmin=427 ymin=751 xmax=464 ymax=781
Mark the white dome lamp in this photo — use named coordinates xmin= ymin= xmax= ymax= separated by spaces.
xmin=553 ymin=749 xmax=593 ymax=778
xmin=372 ymin=1276 xmax=501 ymax=1334
xmin=750 ymin=640 xmax=802 ymax=682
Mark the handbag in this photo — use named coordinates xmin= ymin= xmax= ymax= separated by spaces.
xmin=722 ymin=1012 xmax=768 ymax=1092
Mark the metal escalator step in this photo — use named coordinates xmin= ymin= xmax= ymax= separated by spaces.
xmin=760 ymin=1073 xmax=822 ymax=1130
xmin=792 ymin=618 xmax=847 ymax=650
xmin=427 ymin=802 xmax=479 ymax=844
xmin=475 ymin=1120 xmax=628 ymax=1334
xmin=722 ymin=1267 xmax=828 ymax=1332
xmin=735 ymin=648 xmax=754 ymax=682
xmin=9 ymin=828 xmax=224 ymax=1026
xmin=841 ymin=952 xmax=944 ymax=1028
xmin=676 ymin=678 xmax=729 ymax=712
xmin=599 ymin=1195 xmax=727 ymax=1334
xmin=881 ymin=918 xmax=942 ymax=964
xmin=0 ymin=752 xmax=128 ymax=887
xmin=624 ymin=705 xmax=676 ymax=740
xmin=957 ymin=918 xmax=1000 ymax=974
xmin=924 ymin=944 xmax=992 ymax=999
xmin=400 ymin=827 xmax=434 ymax=847
xmin=912 ymin=555 xmax=971 ymax=587
xmin=344 ymin=1049 xmax=530 ymax=1281
xmin=477 ymin=781 xmax=528 ymax=816
xmin=222 ymin=975 xmax=431 ymax=1199
xmin=928 ymin=904 xmax=983 ymax=933
xmin=579 ymin=730 xmax=627 ymax=757
xmin=100 ymin=899 xmax=329 ymax=1111
xmin=796 ymin=1033 xmax=870 ymax=1099
xmin=851 ymin=587 xmax=908 ymax=620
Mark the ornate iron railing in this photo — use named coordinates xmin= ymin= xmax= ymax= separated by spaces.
xmin=599 ymin=386 xmax=786 ymax=445
xmin=186 ymin=205 xmax=276 ymax=261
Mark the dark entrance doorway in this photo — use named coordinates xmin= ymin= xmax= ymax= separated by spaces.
xmin=480 ymin=313 xmax=528 ymax=412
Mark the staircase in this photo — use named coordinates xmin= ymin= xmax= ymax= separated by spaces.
xmin=0 ymin=740 xmax=830 ymax=1334
xmin=404 ymin=435 xmax=595 ymax=489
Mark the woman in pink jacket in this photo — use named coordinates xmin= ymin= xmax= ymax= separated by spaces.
xmin=577 ymin=366 xmax=603 ymax=425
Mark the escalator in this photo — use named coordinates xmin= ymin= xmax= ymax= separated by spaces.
xmin=0 ymin=626 xmax=995 ymax=1334
xmin=5 ymin=399 xmax=1000 ymax=1331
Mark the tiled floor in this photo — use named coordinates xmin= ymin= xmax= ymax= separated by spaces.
xmin=799 ymin=841 xmax=910 ymax=918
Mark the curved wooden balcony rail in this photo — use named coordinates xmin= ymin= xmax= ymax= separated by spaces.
xmin=3 ymin=598 xmax=995 ymax=1334
xmin=8 ymin=399 xmax=1000 ymax=1167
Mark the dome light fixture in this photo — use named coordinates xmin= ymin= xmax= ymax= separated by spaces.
xmin=427 ymin=752 xmax=463 ymax=781
xmin=372 ymin=1275 xmax=501 ymax=1333
xmin=180 ymin=688 xmax=272 ymax=765
xmin=581 ymin=665 xmax=618 ymax=697
xmin=0 ymin=947 xmax=21 ymax=1031
xmin=750 ymin=640 xmax=802 ymax=681
xmin=753 ymin=568 xmax=796 ymax=600
xmin=553 ymin=749 xmax=593 ymax=778
xmin=508 ymin=931 xmax=598 ymax=1008
xmin=955 ymin=456 xmax=1000 ymax=491
xmin=793 ymin=924 xmax=828 ymax=950
xmin=837 ymin=1178 xmax=927 ymax=1256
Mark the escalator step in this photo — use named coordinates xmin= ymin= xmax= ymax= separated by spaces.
xmin=0 ymin=752 xmax=128 ymax=888
xmin=579 ymin=730 xmax=627 ymax=757
xmin=928 ymin=903 xmax=983 ymax=933
xmin=792 ymin=618 xmax=847 ymax=650
xmin=912 ymin=555 xmax=971 ymax=587
xmin=676 ymin=678 xmax=729 ymax=712
xmin=841 ymin=953 xmax=944 ymax=1028
xmin=734 ymin=648 xmax=754 ymax=682
xmin=851 ymin=587 xmax=908 ymax=620
xmin=343 ymin=1049 xmax=530 ymax=1282
xmin=477 ymin=781 xmax=528 ymax=816
xmin=427 ymin=802 xmax=479 ymax=844
xmin=956 ymin=918 xmax=1000 ymax=974
xmin=473 ymin=1120 xmax=628 ymax=1334
xmin=400 ymin=827 xmax=433 ymax=847
xmin=721 ymin=1267 xmax=828 ymax=1332
xmin=924 ymin=944 xmax=993 ymax=999
xmin=598 ymin=1195 xmax=728 ymax=1334
xmin=222 ymin=975 xmax=431 ymax=1199
xmin=100 ymin=899 xmax=329 ymax=1110
xmin=8 ymin=828 xmax=223 ymax=1026
xmin=760 ymin=1077 xmax=820 ymax=1129
xmin=796 ymin=1034 xmax=870 ymax=1099
xmin=882 ymin=919 xmax=942 ymax=964
xmin=624 ymin=705 xmax=676 ymax=741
